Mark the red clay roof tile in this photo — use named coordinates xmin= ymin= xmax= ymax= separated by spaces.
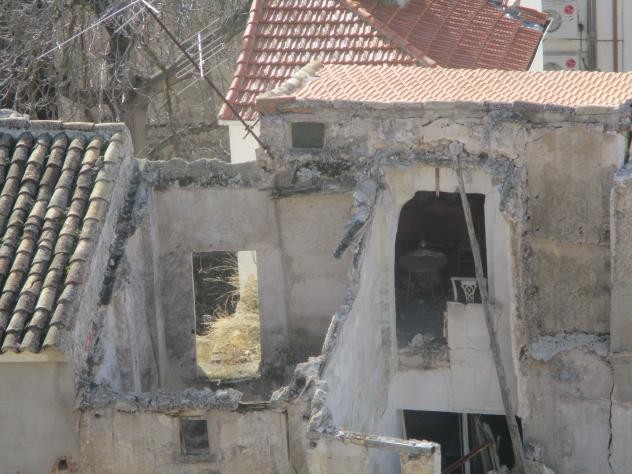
xmin=0 ymin=121 xmax=128 ymax=354
xmin=291 ymin=64 xmax=632 ymax=108
xmin=220 ymin=0 xmax=547 ymax=121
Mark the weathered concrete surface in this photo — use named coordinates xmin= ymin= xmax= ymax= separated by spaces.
xmin=0 ymin=361 xmax=79 ymax=474
xmin=306 ymin=432 xmax=441 ymax=474
xmin=611 ymin=167 xmax=632 ymax=352
xmin=115 ymin=161 xmax=352 ymax=387
xmin=94 ymin=223 xmax=160 ymax=392
xmin=255 ymin=102 xmax=631 ymax=473
xmin=80 ymin=407 xmax=291 ymax=473
xmin=276 ymin=192 xmax=352 ymax=358
xmin=151 ymin=186 xmax=288 ymax=387
xmin=528 ymin=238 xmax=610 ymax=334
xmin=307 ymin=439 xmax=370 ymax=474
xmin=321 ymin=193 xmax=394 ymax=434
xmin=521 ymin=348 xmax=613 ymax=473
xmin=400 ymin=449 xmax=441 ymax=474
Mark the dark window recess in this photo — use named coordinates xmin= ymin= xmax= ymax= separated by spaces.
xmin=180 ymin=419 xmax=210 ymax=456
xmin=403 ymin=410 xmax=522 ymax=474
xmin=192 ymin=251 xmax=238 ymax=335
xmin=291 ymin=122 xmax=325 ymax=148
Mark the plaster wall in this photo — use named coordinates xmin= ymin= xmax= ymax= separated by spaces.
xmin=143 ymin=182 xmax=351 ymax=386
xmin=79 ymin=408 xmax=291 ymax=473
xmin=150 ymin=186 xmax=287 ymax=387
xmin=276 ymin=192 xmax=353 ymax=358
xmin=322 ymin=193 xmax=394 ymax=434
xmin=610 ymin=168 xmax=632 ymax=472
xmin=390 ymin=303 xmax=504 ymax=415
xmin=521 ymin=348 xmax=613 ymax=473
xmin=95 ymin=220 xmax=160 ymax=392
xmin=375 ymin=165 xmax=513 ymax=468
xmin=0 ymin=361 xmax=79 ymax=473
xmin=610 ymin=167 xmax=632 ymax=352
xmin=260 ymin=104 xmax=630 ymax=473
xmin=523 ymin=125 xmax=622 ymax=335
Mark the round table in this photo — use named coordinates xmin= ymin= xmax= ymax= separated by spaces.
xmin=398 ymin=249 xmax=448 ymax=299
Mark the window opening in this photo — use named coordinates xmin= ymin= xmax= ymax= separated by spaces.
xmin=403 ymin=410 xmax=521 ymax=474
xmin=291 ymin=122 xmax=325 ymax=148
xmin=395 ymin=191 xmax=486 ymax=350
xmin=180 ymin=418 xmax=210 ymax=456
xmin=192 ymin=250 xmax=261 ymax=379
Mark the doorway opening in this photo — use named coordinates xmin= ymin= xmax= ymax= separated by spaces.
xmin=192 ymin=250 xmax=261 ymax=380
xmin=395 ymin=191 xmax=486 ymax=350
xmin=403 ymin=410 xmax=521 ymax=473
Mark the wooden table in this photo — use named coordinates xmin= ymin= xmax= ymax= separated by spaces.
xmin=398 ymin=249 xmax=448 ymax=299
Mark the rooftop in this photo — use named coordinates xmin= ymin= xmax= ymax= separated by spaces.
xmin=0 ymin=119 xmax=129 ymax=354
xmin=219 ymin=0 xmax=548 ymax=121
xmin=264 ymin=64 xmax=632 ymax=109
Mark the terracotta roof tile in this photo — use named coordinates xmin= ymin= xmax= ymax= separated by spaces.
xmin=0 ymin=122 xmax=128 ymax=354
xmin=346 ymin=0 xmax=547 ymax=70
xmin=290 ymin=65 xmax=632 ymax=108
xmin=220 ymin=0 xmax=420 ymax=121
xmin=219 ymin=0 xmax=547 ymax=121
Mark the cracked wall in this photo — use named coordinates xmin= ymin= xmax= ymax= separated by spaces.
xmin=256 ymin=100 xmax=632 ymax=473
xmin=91 ymin=157 xmax=352 ymax=390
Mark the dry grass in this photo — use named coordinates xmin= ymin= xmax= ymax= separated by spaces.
xmin=196 ymin=275 xmax=261 ymax=380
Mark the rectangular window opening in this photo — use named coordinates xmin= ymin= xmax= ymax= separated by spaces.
xmin=180 ymin=418 xmax=210 ymax=456
xmin=291 ymin=122 xmax=325 ymax=148
xmin=192 ymin=250 xmax=261 ymax=380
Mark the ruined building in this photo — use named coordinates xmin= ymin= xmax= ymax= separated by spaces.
xmin=1 ymin=62 xmax=632 ymax=473
xmin=219 ymin=0 xmax=549 ymax=162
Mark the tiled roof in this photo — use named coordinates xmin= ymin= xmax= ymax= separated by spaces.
xmin=0 ymin=120 xmax=129 ymax=354
xmin=289 ymin=65 xmax=632 ymax=108
xmin=219 ymin=0 xmax=548 ymax=121
xmin=220 ymin=0 xmax=417 ymax=121
xmin=344 ymin=0 xmax=547 ymax=70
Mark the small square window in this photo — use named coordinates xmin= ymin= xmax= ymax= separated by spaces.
xmin=180 ymin=419 xmax=210 ymax=456
xmin=291 ymin=122 xmax=325 ymax=148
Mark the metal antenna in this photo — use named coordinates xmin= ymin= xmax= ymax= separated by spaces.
xmin=139 ymin=0 xmax=275 ymax=160
xmin=169 ymin=18 xmax=230 ymax=98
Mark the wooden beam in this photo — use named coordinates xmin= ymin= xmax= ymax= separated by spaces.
xmin=453 ymin=151 xmax=526 ymax=474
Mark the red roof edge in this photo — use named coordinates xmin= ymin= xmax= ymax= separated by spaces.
xmin=218 ymin=0 xmax=265 ymax=121
xmin=341 ymin=0 xmax=437 ymax=68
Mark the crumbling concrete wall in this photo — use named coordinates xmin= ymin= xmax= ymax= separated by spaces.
xmin=64 ymin=132 xmax=140 ymax=379
xmin=321 ymin=192 xmax=395 ymax=434
xmin=150 ymin=184 xmax=287 ymax=386
xmin=257 ymin=101 xmax=631 ymax=473
xmin=80 ymin=405 xmax=291 ymax=473
xmin=0 ymin=361 xmax=80 ymax=473
xmin=117 ymin=158 xmax=353 ymax=387
xmin=609 ymin=165 xmax=632 ymax=472
xmin=93 ymin=216 xmax=161 ymax=392
xmin=276 ymin=192 xmax=353 ymax=358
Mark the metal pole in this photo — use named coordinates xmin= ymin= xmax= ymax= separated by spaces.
xmin=141 ymin=1 xmax=276 ymax=161
xmin=452 ymin=152 xmax=526 ymax=474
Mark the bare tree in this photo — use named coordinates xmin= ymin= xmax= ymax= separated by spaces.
xmin=0 ymin=0 xmax=249 ymax=159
